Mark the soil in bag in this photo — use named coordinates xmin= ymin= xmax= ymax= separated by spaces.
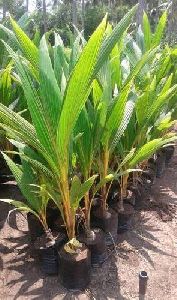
xmin=59 ymin=244 xmax=91 ymax=290
xmin=35 ymin=232 xmax=67 ymax=275
xmin=79 ymin=228 xmax=107 ymax=266
xmin=118 ymin=203 xmax=134 ymax=234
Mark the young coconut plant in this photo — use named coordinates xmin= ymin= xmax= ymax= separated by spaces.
xmin=89 ymin=42 xmax=161 ymax=220
xmin=92 ymin=9 xmax=169 ymax=218
xmin=1 ymin=137 xmax=69 ymax=275
xmin=0 ymin=16 xmax=32 ymax=180
xmin=72 ymin=43 xmax=162 ymax=249
xmin=0 ymin=59 xmax=28 ymax=182
xmin=62 ymin=6 xmax=140 ymax=237
xmin=116 ymin=63 xmax=177 ymax=211
xmin=0 ymin=6 xmax=139 ymax=275
xmin=0 ymin=148 xmax=53 ymax=241
xmin=0 ymin=15 xmax=108 ymax=245
xmin=112 ymin=11 xmax=177 ymax=211
xmin=0 ymin=16 xmax=108 ymax=288
xmin=118 ymin=11 xmax=176 ymax=198
xmin=73 ymin=24 xmax=133 ymax=236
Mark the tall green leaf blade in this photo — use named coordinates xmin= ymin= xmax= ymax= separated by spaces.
xmin=57 ymin=16 xmax=107 ymax=170
xmin=10 ymin=17 xmax=39 ymax=71
xmin=160 ymin=73 xmax=173 ymax=94
xmin=0 ymin=199 xmax=39 ymax=216
xmin=111 ymin=99 xmax=135 ymax=151
xmin=148 ymin=85 xmax=177 ymax=124
xmin=69 ymin=33 xmax=83 ymax=72
xmin=129 ymin=135 xmax=177 ymax=167
xmin=143 ymin=12 xmax=152 ymax=51
xmin=94 ymin=4 xmax=138 ymax=76
xmin=3 ymin=42 xmax=55 ymax=159
xmin=102 ymin=83 xmax=131 ymax=146
xmin=2 ymin=153 xmax=41 ymax=212
xmin=39 ymin=36 xmax=62 ymax=137
xmin=54 ymin=33 xmax=69 ymax=83
xmin=124 ymin=47 xmax=157 ymax=86
xmin=152 ymin=12 xmax=167 ymax=47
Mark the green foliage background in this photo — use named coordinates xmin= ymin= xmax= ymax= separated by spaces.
xmin=0 ymin=0 xmax=171 ymax=45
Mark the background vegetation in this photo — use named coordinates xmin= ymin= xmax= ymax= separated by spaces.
xmin=0 ymin=1 xmax=176 ymax=44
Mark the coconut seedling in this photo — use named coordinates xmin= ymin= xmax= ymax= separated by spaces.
xmin=71 ymin=45 xmax=161 ymax=246
xmin=116 ymin=57 xmax=177 ymax=211
xmin=73 ymin=25 xmax=165 ymax=238
xmin=0 ymin=60 xmax=29 ymax=180
xmin=0 ymin=17 xmax=32 ymax=180
xmin=0 ymin=148 xmax=53 ymax=240
xmin=73 ymin=6 xmax=139 ymax=236
xmin=0 ymin=14 xmax=108 ymax=245
xmin=111 ymin=11 xmax=177 ymax=210
xmin=0 ymin=15 xmax=111 ymax=288
xmin=90 ymin=38 xmax=161 ymax=218
xmin=0 ymin=8 xmax=146 ymax=288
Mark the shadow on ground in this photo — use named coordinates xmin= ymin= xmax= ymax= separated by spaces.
xmin=116 ymin=154 xmax=177 ymax=268
xmin=0 ymin=181 xmax=125 ymax=299
xmin=3 ymin=233 xmax=126 ymax=299
xmin=0 ymin=151 xmax=177 ymax=299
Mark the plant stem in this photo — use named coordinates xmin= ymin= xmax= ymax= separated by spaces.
xmin=39 ymin=215 xmax=54 ymax=242
xmin=84 ymin=192 xmax=90 ymax=234
xmin=119 ymin=174 xmax=128 ymax=211
xmin=101 ymin=148 xmax=109 ymax=216
xmin=60 ymin=173 xmax=75 ymax=240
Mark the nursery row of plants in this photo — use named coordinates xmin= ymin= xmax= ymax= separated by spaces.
xmin=0 ymin=4 xmax=177 ymax=290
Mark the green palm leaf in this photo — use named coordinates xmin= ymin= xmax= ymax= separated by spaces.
xmin=10 ymin=17 xmax=39 ymax=72
xmin=2 ymin=152 xmax=41 ymax=212
xmin=70 ymin=175 xmax=97 ymax=212
xmin=102 ymin=83 xmax=131 ymax=146
xmin=152 ymin=12 xmax=167 ymax=48
xmin=39 ymin=36 xmax=62 ymax=137
xmin=129 ymin=135 xmax=177 ymax=168
xmin=143 ymin=12 xmax=152 ymax=51
xmin=57 ymin=16 xmax=107 ymax=171
xmin=94 ymin=4 xmax=138 ymax=76
xmin=0 ymin=199 xmax=39 ymax=216
xmin=3 ymin=42 xmax=55 ymax=160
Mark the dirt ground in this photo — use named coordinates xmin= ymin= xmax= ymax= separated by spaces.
xmin=0 ymin=152 xmax=177 ymax=300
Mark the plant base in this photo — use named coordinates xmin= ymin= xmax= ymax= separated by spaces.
xmin=27 ymin=213 xmax=44 ymax=242
xmin=156 ymin=151 xmax=166 ymax=178
xmin=164 ymin=145 xmax=175 ymax=166
xmin=117 ymin=203 xmax=134 ymax=234
xmin=92 ymin=208 xmax=118 ymax=246
xmin=58 ymin=244 xmax=91 ymax=290
xmin=40 ymin=245 xmax=58 ymax=275
xmin=34 ymin=232 xmax=67 ymax=276
xmin=79 ymin=228 xmax=107 ymax=266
